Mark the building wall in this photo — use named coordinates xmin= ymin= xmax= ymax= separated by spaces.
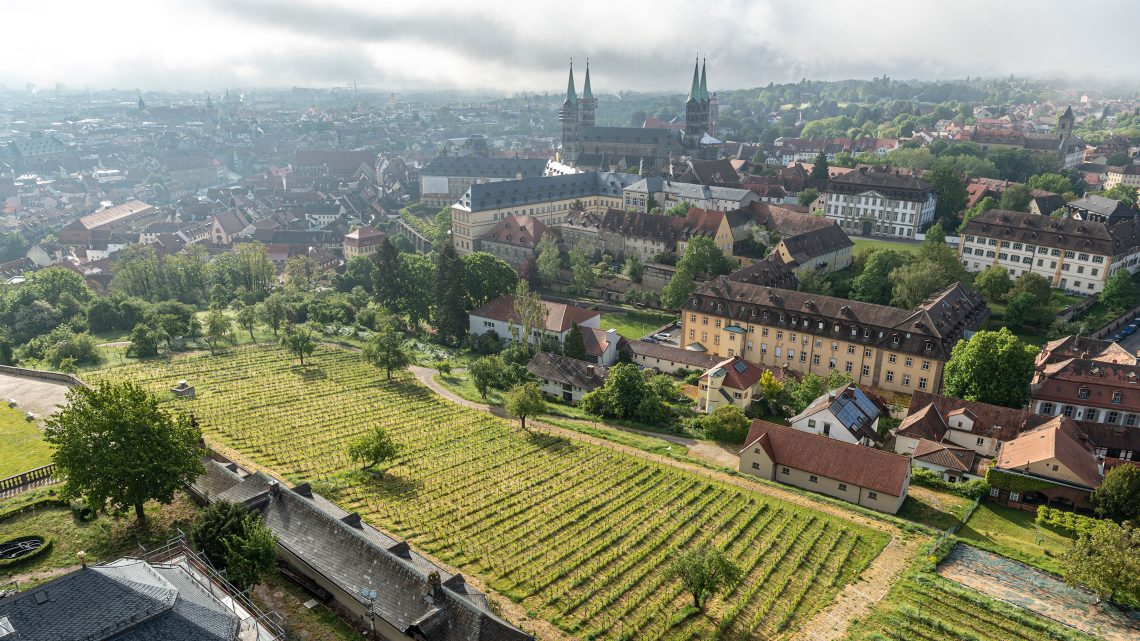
xmin=344 ymin=241 xmax=383 ymax=261
xmin=1104 ymin=170 xmax=1140 ymax=190
xmin=788 ymin=409 xmax=871 ymax=445
xmin=698 ymin=377 xmax=752 ymax=414
xmin=958 ymin=234 xmax=1113 ymax=295
xmin=480 ymin=239 xmax=535 ymax=268
xmin=823 ymin=190 xmax=935 ymax=239
xmin=1031 ymin=396 xmax=1140 ymax=426
xmin=629 ymin=352 xmax=714 ymax=375
xmin=536 ymin=378 xmax=591 ymax=403
xmin=680 ymin=311 xmax=944 ymax=395
xmin=468 ymin=314 xmax=600 ymax=346
xmin=912 ymin=459 xmax=982 ymax=483
xmin=738 ymin=445 xmax=907 ymax=514
xmin=452 ymin=194 xmax=622 ymax=255
xmin=776 ymin=242 xmax=853 ymax=276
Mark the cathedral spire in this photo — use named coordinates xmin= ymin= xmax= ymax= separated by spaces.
xmin=699 ymin=57 xmax=708 ymax=101
xmin=583 ymin=59 xmax=593 ymax=99
xmin=686 ymin=58 xmax=700 ymax=104
xmin=564 ymin=61 xmax=577 ymax=106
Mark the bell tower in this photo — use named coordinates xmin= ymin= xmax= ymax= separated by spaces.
xmin=578 ymin=60 xmax=596 ymax=129
xmin=559 ymin=62 xmax=580 ymax=164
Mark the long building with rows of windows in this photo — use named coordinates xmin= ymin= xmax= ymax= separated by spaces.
xmin=679 ymin=276 xmax=989 ymax=395
xmin=958 ymin=209 xmax=1140 ymax=295
xmin=821 ymin=166 xmax=936 ymax=239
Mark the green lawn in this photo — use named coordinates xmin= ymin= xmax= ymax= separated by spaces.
xmin=600 ymin=310 xmax=675 ymax=340
xmin=851 ymin=237 xmax=922 ymax=255
xmin=0 ymin=405 xmax=54 ymax=478
xmin=956 ymin=502 xmax=1073 ymax=574
xmin=896 ymin=485 xmax=972 ymax=532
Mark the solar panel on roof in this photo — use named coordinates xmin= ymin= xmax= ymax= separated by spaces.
xmin=852 ymin=390 xmax=879 ymax=417
xmin=733 ymin=361 xmax=748 ymax=373
xmin=834 ymin=402 xmax=864 ymax=429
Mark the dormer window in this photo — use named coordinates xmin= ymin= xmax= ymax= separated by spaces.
xmin=1079 ymin=387 xmax=1089 ymax=400
xmin=1112 ymin=391 xmax=1122 ymax=404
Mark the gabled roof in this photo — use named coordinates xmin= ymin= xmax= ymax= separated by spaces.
xmin=457 ymin=171 xmax=639 ymax=213
xmin=825 ymin=166 xmax=933 ymax=201
xmin=904 ymin=390 xmax=1047 ymax=442
xmin=742 ymin=420 xmax=910 ymax=496
xmin=701 ymin=356 xmax=763 ymax=390
xmin=469 ymin=294 xmax=599 ymax=333
xmin=790 ymin=384 xmax=880 ymax=442
xmin=996 ymin=416 xmax=1102 ymax=488
xmin=527 ymin=352 xmax=607 ymax=391
xmin=896 ymin=402 xmax=947 ymax=442
xmin=581 ymin=327 xmax=616 ymax=357
xmin=420 ymin=156 xmax=547 ymax=180
xmin=481 ymin=215 xmax=549 ymax=250
xmin=778 ymin=224 xmax=852 ymax=264
xmin=913 ymin=439 xmax=977 ymax=473
xmin=621 ymin=340 xmax=724 ymax=370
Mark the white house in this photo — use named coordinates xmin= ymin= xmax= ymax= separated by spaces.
xmin=911 ymin=438 xmax=984 ymax=483
xmin=582 ymin=327 xmax=620 ymax=367
xmin=527 ymin=352 xmax=607 ymax=403
xmin=697 ymin=357 xmax=764 ymax=414
xmin=468 ymin=294 xmax=600 ymax=346
xmin=788 ymin=384 xmax=881 ymax=446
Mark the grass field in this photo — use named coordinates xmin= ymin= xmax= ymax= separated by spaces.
xmin=600 ymin=310 xmax=675 ymax=340
xmin=844 ymin=571 xmax=1097 ymax=641
xmin=956 ymin=503 xmax=1073 ymax=574
xmin=896 ymin=486 xmax=972 ymax=532
xmin=0 ymin=405 xmax=54 ymax=478
xmin=851 ymin=237 xmax=922 ymax=255
xmin=91 ymin=345 xmax=890 ymax=641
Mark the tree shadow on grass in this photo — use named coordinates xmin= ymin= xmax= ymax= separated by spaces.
xmin=524 ymin=429 xmax=581 ymax=455
xmin=294 ymin=367 xmax=327 ymax=382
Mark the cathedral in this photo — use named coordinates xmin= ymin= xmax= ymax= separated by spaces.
xmin=557 ymin=59 xmax=719 ymax=173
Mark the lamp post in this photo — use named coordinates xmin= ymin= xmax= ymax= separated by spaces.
xmin=361 ymin=588 xmax=378 ymax=635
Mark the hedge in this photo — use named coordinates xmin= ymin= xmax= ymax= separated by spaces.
xmin=0 ymin=535 xmax=54 ymax=569
xmin=911 ymin=467 xmax=991 ymax=500
xmin=1035 ymin=505 xmax=1103 ymax=537
xmin=985 ymin=468 xmax=1058 ymax=493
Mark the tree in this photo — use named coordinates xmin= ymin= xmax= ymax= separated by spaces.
xmin=580 ymin=362 xmax=669 ymax=423
xmin=1101 ymin=270 xmax=1137 ymax=311
xmin=809 ymin=152 xmax=829 ymax=180
xmin=569 ymin=242 xmax=597 ymax=294
xmin=927 ymin=161 xmax=968 ymax=228
xmin=127 ymin=322 xmax=162 ymax=358
xmin=462 ymin=252 xmax=518 ymax=309
xmin=469 ymin=355 xmax=506 ymax=399
xmin=257 ymin=293 xmax=287 ymax=337
xmin=45 ymin=381 xmax=203 ymax=523
xmin=889 ymin=260 xmax=949 ymax=308
xmin=363 ymin=316 xmax=410 ymax=381
xmin=999 ymin=184 xmax=1032 ymax=212
xmin=661 ymin=264 xmax=696 ymax=309
xmin=280 ymin=322 xmax=316 ymax=366
xmin=284 ymin=255 xmax=320 ymax=290
xmin=959 ymin=195 xmax=997 ymax=231
xmin=797 ymin=187 xmax=820 ymax=207
xmin=397 ymin=252 xmax=435 ymax=328
xmin=504 ymin=382 xmax=546 ymax=430
xmin=669 ymin=547 xmax=742 ymax=610
xmin=973 ymin=265 xmax=1013 ymax=300
xmin=348 ymin=426 xmax=400 ymax=472
xmin=563 ymin=321 xmax=588 ymax=360
xmin=234 ymin=302 xmax=259 ymax=343
xmin=1089 ymin=464 xmax=1140 ymax=523
xmin=222 ymin=515 xmax=277 ymax=591
xmin=850 ymin=249 xmax=910 ymax=305
xmin=797 ymin=270 xmax=833 ymax=296
xmin=1061 ymin=521 xmax=1140 ymax=609
xmin=191 ymin=501 xmax=253 ymax=568
xmin=757 ymin=369 xmax=784 ymax=414
xmin=943 ymin=328 xmax=1038 ymax=408
xmin=536 ymin=233 xmax=562 ymax=285
xmin=1007 ymin=272 xmax=1052 ymax=308
xmin=338 ymin=255 xmax=378 ymax=293
xmin=432 ymin=241 xmax=468 ymax=345
xmin=204 ymin=308 xmax=232 ymax=355
xmin=1004 ymin=291 xmax=1052 ymax=328
xmin=1104 ymin=184 xmax=1138 ymax=209
xmin=1107 ymin=152 xmax=1133 ymax=167
xmin=0 ymin=337 xmax=13 ymax=366
xmin=924 ymin=221 xmax=947 ymax=245
xmin=512 ymin=281 xmax=548 ymax=350
xmin=371 ymin=238 xmax=403 ymax=308
xmin=666 ymin=201 xmax=693 ymax=217
xmin=698 ymin=406 xmax=751 ymax=442
xmin=1028 ymin=173 xmax=1074 ymax=195
xmin=622 ymin=255 xmax=644 ymax=282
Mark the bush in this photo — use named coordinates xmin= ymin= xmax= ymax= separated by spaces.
xmin=0 ymin=535 xmax=54 ymax=569
xmin=911 ymin=467 xmax=990 ymax=500
xmin=1036 ymin=505 xmax=1104 ymax=536
xmin=695 ymin=406 xmax=751 ymax=443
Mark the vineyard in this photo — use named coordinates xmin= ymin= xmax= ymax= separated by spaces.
xmin=91 ymin=345 xmax=889 ymax=640
xmin=844 ymin=572 xmax=1098 ymax=641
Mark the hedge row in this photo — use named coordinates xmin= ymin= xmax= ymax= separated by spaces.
xmin=1035 ymin=505 xmax=1103 ymax=537
xmin=911 ymin=467 xmax=990 ymax=500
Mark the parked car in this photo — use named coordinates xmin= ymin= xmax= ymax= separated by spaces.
xmin=1124 ymin=326 xmax=1136 ymax=337
xmin=1112 ymin=333 xmax=1126 ymax=342
xmin=640 ymin=336 xmax=658 ymax=344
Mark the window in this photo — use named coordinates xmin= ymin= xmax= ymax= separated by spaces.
xmin=867 ymin=491 xmax=878 ymax=500
xmin=690 ymin=314 xmax=696 ymax=322
xmin=1093 ymin=255 xmax=1105 ymax=264
xmin=787 ymin=349 xmax=795 ymax=360
xmin=761 ymin=343 xmax=768 ymax=354
xmin=776 ymin=331 xmax=783 ymax=340
xmin=762 ymin=328 xmax=769 ymax=337
xmin=1086 ymin=409 xmax=1098 ymax=421
xmin=781 ymin=466 xmax=790 ymax=475
xmin=702 ymin=317 xmax=708 ymax=325
xmin=902 ymin=374 xmax=911 ymax=386
xmin=864 ymin=348 xmax=872 ymax=357
xmin=1078 ymin=387 xmax=1089 ymax=400
xmin=888 ymin=354 xmax=897 ymax=364
xmin=809 ymin=475 xmax=818 ymax=483
xmin=1064 ymin=251 xmax=1075 ymax=258
xmin=688 ymin=330 xmax=695 ymax=339
xmin=1062 ymin=405 xmax=1074 ymax=417
xmin=905 ymin=358 xmax=913 ymax=367
xmin=813 ymin=354 xmax=820 ymax=365
xmin=800 ymin=352 xmax=807 ymax=363
xmin=847 ymin=345 xmax=855 ymax=354
xmin=775 ymin=347 xmax=782 ymax=357
xmin=1107 ymin=411 xmax=1119 ymax=424
xmin=1009 ymin=491 xmax=1021 ymax=502
xmin=885 ymin=371 xmax=894 ymax=382
xmin=823 ymin=423 xmax=831 ymax=436
xmin=921 ymin=360 xmax=930 ymax=371
xmin=919 ymin=377 xmax=928 ymax=390
xmin=1113 ymin=391 xmax=1122 ymax=404
xmin=752 ymin=462 xmax=760 ymax=469
xmin=845 ymin=361 xmax=853 ymax=373
xmin=1128 ymin=414 xmax=1138 ymax=427
xmin=733 ymin=392 xmax=742 ymax=399
xmin=829 ymin=357 xmax=837 ymax=368
xmin=998 ymin=252 xmax=1008 ymax=260
xmin=838 ymin=483 xmax=848 ymax=491
xmin=1042 ymin=402 xmax=1054 ymax=414
xmin=1078 ymin=253 xmax=1089 ymax=261
xmin=808 ymin=419 xmax=817 ymax=428
xmin=832 ymin=342 xmax=839 ymax=351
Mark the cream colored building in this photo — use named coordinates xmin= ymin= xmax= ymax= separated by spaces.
xmin=1104 ymin=164 xmax=1140 ymax=191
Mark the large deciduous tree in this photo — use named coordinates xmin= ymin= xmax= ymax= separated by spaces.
xmin=670 ymin=547 xmax=742 ymax=610
xmin=927 ymin=161 xmax=968 ymax=228
xmin=363 ymin=315 xmax=410 ymax=381
xmin=504 ymin=382 xmax=546 ymax=431
xmin=1100 ymin=270 xmax=1137 ymax=311
xmin=973 ymin=265 xmax=1013 ymax=300
xmin=850 ymin=249 xmax=910 ymax=305
xmin=943 ymin=328 xmax=1037 ymax=408
xmin=461 ymin=252 xmax=518 ymax=309
xmin=45 ymin=381 xmax=204 ymax=523
xmin=1089 ymin=465 xmax=1140 ymax=523
xmin=1061 ymin=521 xmax=1140 ymax=609
xmin=535 ymin=233 xmax=562 ymax=285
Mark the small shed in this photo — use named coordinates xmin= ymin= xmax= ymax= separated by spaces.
xmin=171 ymin=380 xmax=196 ymax=398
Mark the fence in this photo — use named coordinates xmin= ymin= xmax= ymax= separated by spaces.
xmin=0 ymin=464 xmax=56 ymax=497
xmin=1091 ymin=302 xmax=1140 ymax=339
xmin=0 ymin=365 xmax=85 ymax=387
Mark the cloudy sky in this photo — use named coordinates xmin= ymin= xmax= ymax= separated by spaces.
xmin=4 ymin=0 xmax=1137 ymax=94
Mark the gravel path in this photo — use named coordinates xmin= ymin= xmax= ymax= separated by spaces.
xmin=408 ymin=365 xmax=921 ymax=641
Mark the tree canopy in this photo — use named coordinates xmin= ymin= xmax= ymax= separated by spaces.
xmin=1089 ymin=464 xmax=1140 ymax=523
xmin=504 ymin=382 xmax=547 ymax=430
xmin=670 ymin=547 xmax=742 ymax=610
xmin=943 ymin=328 xmax=1038 ymax=408
xmin=348 ymin=426 xmax=401 ymax=472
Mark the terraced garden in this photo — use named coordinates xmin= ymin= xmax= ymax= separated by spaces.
xmin=90 ymin=345 xmax=889 ymax=641
xmin=844 ymin=571 xmax=1098 ymax=641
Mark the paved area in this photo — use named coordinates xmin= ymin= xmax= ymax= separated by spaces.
xmin=938 ymin=544 xmax=1140 ymax=641
xmin=0 ymin=372 xmax=74 ymax=418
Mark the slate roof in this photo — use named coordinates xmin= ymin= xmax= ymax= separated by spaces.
xmin=420 ymin=156 xmax=547 ymax=180
xmin=825 ymin=166 xmax=933 ymax=201
xmin=685 ymin=277 xmax=987 ymax=361
xmin=469 ymin=294 xmax=599 ymax=333
xmin=457 ymin=172 xmax=639 ymax=213
xmin=742 ymin=420 xmax=911 ymax=496
xmin=0 ymin=559 xmax=239 ymax=641
xmin=960 ymin=209 xmax=1140 ymax=256
xmin=723 ymin=255 xmax=799 ymax=289
xmin=621 ymin=340 xmax=724 ymax=370
xmin=745 ymin=202 xmax=832 ymax=237
xmin=1067 ymin=194 xmax=1136 ymax=223
xmin=527 ymin=352 xmax=608 ymax=391
xmin=778 ymin=224 xmax=852 ymax=265
xmin=579 ymin=126 xmax=671 ymax=145
xmin=1037 ymin=334 xmax=1117 ymax=367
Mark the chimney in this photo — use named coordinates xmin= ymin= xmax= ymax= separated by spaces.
xmin=428 ymin=571 xmax=444 ymax=601
xmin=587 ymin=365 xmax=596 ymax=377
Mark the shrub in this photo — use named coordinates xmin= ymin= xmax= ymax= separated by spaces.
xmin=911 ymin=467 xmax=990 ymax=500
xmin=1035 ymin=505 xmax=1104 ymax=537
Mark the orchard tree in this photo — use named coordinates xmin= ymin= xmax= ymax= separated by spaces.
xmin=943 ymin=328 xmax=1037 ymax=408
xmin=363 ymin=316 xmax=410 ymax=381
xmin=1061 ymin=521 xmax=1140 ymax=609
xmin=1089 ymin=464 xmax=1140 ymax=523
xmin=257 ymin=293 xmax=287 ymax=337
xmin=45 ymin=381 xmax=204 ymax=523
xmin=504 ymin=382 xmax=546 ymax=431
xmin=204 ymin=308 xmax=232 ymax=355
xmin=670 ymin=547 xmax=742 ymax=610
xmin=469 ymin=355 xmax=506 ymax=400
xmin=512 ymin=281 xmax=548 ymax=351
xmin=234 ymin=302 xmax=259 ymax=343
xmin=127 ymin=322 xmax=162 ymax=358
xmin=850 ymin=249 xmax=910 ymax=305
xmin=280 ymin=322 xmax=316 ymax=366
xmin=348 ymin=426 xmax=400 ymax=472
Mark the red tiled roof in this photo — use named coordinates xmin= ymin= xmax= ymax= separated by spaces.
xmin=481 ymin=215 xmax=549 ymax=249
xmin=470 ymin=294 xmax=599 ymax=333
xmin=581 ymin=327 xmax=614 ymax=358
xmin=742 ymin=420 xmax=910 ymax=496
xmin=913 ymin=439 xmax=976 ymax=473
xmin=701 ymin=356 xmax=762 ymax=390
xmin=996 ymin=416 xmax=1102 ymax=488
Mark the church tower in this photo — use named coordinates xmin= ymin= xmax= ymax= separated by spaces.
xmin=1057 ymin=105 xmax=1074 ymax=139
xmin=559 ymin=62 xmax=580 ymax=164
xmin=578 ymin=60 xmax=596 ymax=129
xmin=684 ymin=58 xmax=711 ymax=157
